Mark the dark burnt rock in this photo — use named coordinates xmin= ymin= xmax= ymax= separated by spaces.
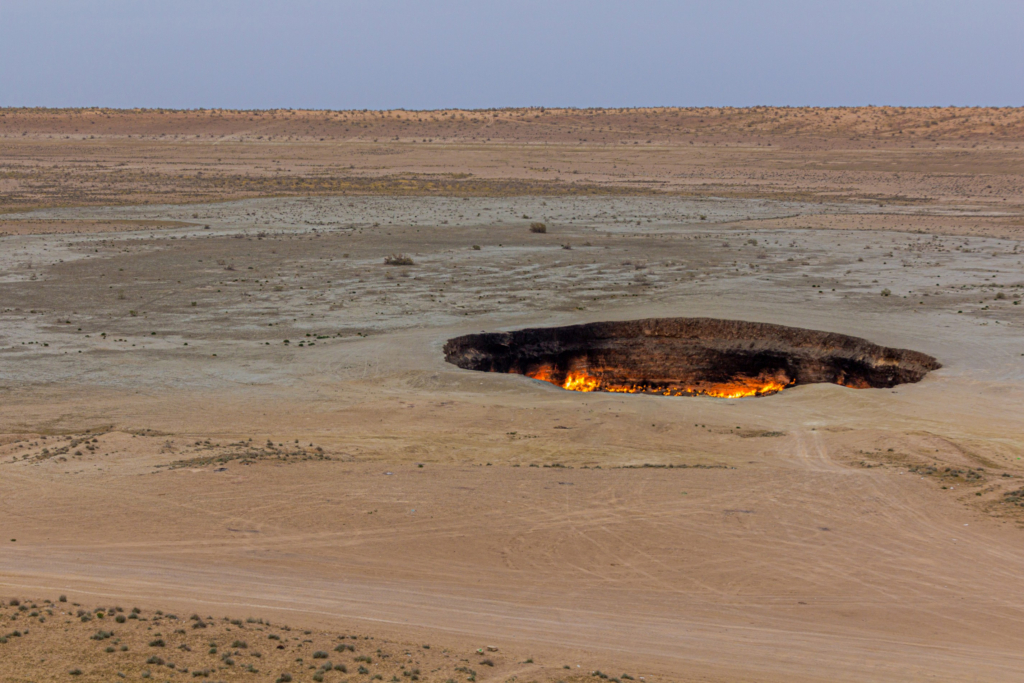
xmin=443 ymin=318 xmax=940 ymax=396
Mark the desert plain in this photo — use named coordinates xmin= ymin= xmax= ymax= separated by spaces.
xmin=1 ymin=107 xmax=1024 ymax=682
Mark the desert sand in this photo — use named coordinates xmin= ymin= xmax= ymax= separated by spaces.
xmin=1 ymin=109 xmax=1023 ymax=683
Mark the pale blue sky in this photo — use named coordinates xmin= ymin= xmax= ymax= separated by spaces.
xmin=1 ymin=0 xmax=1021 ymax=109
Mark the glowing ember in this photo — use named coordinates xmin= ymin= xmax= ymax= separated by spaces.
xmin=525 ymin=367 xmax=791 ymax=398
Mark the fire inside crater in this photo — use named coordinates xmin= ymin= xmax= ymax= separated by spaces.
xmin=443 ymin=318 xmax=940 ymax=398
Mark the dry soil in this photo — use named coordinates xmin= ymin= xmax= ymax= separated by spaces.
xmin=1 ymin=109 xmax=1023 ymax=683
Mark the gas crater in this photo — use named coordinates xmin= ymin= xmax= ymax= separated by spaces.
xmin=444 ymin=318 xmax=941 ymax=398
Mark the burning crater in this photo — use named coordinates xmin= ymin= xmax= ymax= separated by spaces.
xmin=444 ymin=318 xmax=940 ymax=398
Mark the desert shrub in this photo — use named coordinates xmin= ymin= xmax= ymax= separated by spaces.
xmin=529 ymin=222 xmax=547 ymax=233
xmin=149 ymin=639 xmax=166 ymax=647
xmin=276 ymin=674 xmax=293 ymax=683
xmin=59 ymin=595 xmax=67 ymax=603
xmin=357 ymin=666 xmax=369 ymax=675
xmin=231 ymin=640 xmax=247 ymax=649
xmin=313 ymin=650 xmax=328 ymax=659
xmin=384 ymin=254 xmax=414 ymax=266
xmin=480 ymin=659 xmax=495 ymax=667
xmin=69 ymin=669 xmax=83 ymax=676
xmin=880 ymin=288 xmax=891 ymax=297
xmin=115 ymin=614 xmax=126 ymax=623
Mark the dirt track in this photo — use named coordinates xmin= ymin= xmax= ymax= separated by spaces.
xmin=2 ymin=111 xmax=1024 ymax=682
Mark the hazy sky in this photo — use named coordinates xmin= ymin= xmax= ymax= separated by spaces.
xmin=2 ymin=0 xmax=1021 ymax=109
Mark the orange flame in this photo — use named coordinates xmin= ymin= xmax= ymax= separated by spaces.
xmin=525 ymin=366 xmax=791 ymax=398
xmin=562 ymin=371 xmax=601 ymax=392
xmin=695 ymin=379 xmax=789 ymax=399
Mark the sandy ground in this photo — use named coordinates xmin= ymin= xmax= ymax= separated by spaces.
xmin=2 ymin=110 xmax=1024 ymax=682
xmin=0 ymin=597 xmax=602 ymax=683
xmin=2 ymin=108 xmax=1024 ymax=216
